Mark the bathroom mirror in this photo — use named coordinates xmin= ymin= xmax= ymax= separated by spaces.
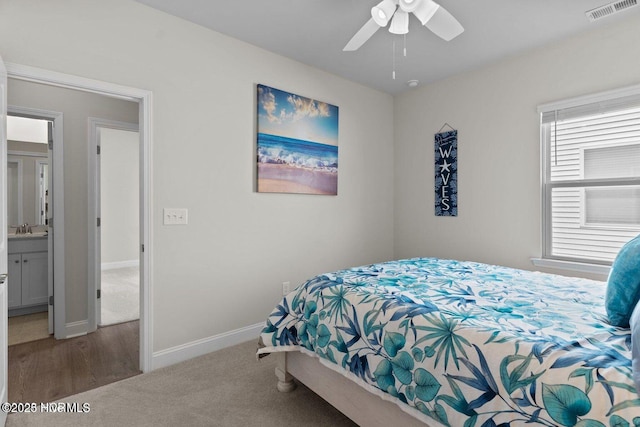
xmin=7 ymin=116 xmax=50 ymax=227
xmin=7 ymin=144 xmax=48 ymax=226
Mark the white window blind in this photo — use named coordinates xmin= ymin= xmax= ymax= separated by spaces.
xmin=585 ymin=186 xmax=640 ymax=226
xmin=540 ymin=88 xmax=640 ymax=265
xmin=584 ymin=144 xmax=640 ymax=180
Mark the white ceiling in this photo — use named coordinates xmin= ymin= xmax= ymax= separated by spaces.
xmin=134 ymin=0 xmax=640 ymax=95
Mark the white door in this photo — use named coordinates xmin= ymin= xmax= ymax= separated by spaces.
xmin=0 ymin=54 xmax=10 ymax=426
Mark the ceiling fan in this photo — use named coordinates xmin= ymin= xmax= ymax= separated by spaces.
xmin=344 ymin=0 xmax=464 ymax=51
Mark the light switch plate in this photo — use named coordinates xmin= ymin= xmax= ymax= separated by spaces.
xmin=164 ymin=208 xmax=188 ymax=225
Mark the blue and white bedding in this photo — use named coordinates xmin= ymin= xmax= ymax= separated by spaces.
xmin=257 ymin=258 xmax=640 ymax=426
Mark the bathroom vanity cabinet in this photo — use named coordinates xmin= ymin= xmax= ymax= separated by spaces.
xmin=8 ymin=236 xmax=48 ymax=315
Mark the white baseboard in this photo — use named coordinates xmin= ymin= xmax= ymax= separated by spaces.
xmin=152 ymin=322 xmax=264 ymax=370
xmin=65 ymin=320 xmax=88 ymax=338
xmin=101 ymin=260 xmax=140 ymax=271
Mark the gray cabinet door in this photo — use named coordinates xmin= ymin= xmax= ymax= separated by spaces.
xmin=7 ymin=253 xmax=22 ymax=308
xmin=21 ymin=252 xmax=48 ymax=306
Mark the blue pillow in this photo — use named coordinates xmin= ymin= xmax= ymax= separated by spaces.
xmin=606 ymin=234 xmax=640 ymax=328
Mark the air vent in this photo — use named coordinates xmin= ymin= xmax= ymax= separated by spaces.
xmin=586 ymin=0 xmax=638 ymax=22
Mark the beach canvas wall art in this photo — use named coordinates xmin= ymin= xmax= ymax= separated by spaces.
xmin=257 ymin=84 xmax=339 ymax=195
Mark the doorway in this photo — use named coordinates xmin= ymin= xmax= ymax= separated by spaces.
xmin=6 ymin=111 xmax=60 ymax=345
xmin=90 ymin=124 xmax=140 ymax=328
xmin=6 ymin=114 xmax=50 ymax=345
xmin=5 ymin=62 xmax=152 ymax=374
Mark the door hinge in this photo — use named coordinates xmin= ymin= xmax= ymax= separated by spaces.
xmin=141 ymin=244 xmax=145 ymax=253
xmin=97 ymin=217 xmax=101 ymax=227
xmin=49 ymin=295 xmax=54 ymax=306
xmin=97 ymin=145 xmax=101 ymax=155
xmin=97 ymin=289 xmax=101 ymax=299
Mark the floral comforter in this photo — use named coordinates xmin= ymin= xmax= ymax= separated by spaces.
xmin=257 ymin=258 xmax=640 ymax=426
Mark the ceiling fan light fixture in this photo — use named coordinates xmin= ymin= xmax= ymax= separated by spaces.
xmin=371 ymin=0 xmax=397 ymax=27
xmin=399 ymin=0 xmax=422 ymax=13
xmin=344 ymin=0 xmax=461 ymax=53
xmin=413 ymin=0 xmax=440 ymax=25
xmin=389 ymin=9 xmax=409 ymax=34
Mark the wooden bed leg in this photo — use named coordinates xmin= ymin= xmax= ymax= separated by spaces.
xmin=275 ymin=352 xmax=296 ymax=392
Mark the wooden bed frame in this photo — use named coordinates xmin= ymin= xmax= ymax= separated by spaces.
xmin=276 ymin=351 xmax=433 ymax=427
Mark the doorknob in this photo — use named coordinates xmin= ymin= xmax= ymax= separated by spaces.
xmin=0 ymin=274 xmax=7 ymax=285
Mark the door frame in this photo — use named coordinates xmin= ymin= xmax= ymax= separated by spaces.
xmin=7 ymin=106 xmax=64 ymax=338
xmin=6 ymin=62 xmax=153 ymax=373
xmin=1 ymin=54 xmax=8 ymax=427
xmin=88 ymin=118 xmax=139 ymax=331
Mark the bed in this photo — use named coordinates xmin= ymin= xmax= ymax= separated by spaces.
xmin=257 ymin=258 xmax=640 ymax=426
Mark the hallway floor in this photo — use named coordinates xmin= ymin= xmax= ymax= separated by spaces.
xmin=8 ymin=320 xmax=140 ymax=403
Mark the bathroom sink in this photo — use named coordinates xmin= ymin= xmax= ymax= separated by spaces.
xmin=8 ymin=231 xmax=48 ymax=239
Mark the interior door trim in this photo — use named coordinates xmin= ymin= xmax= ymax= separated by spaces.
xmin=8 ymin=105 xmax=64 ymax=340
xmin=6 ymin=62 xmax=153 ymax=373
xmin=87 ymin=117 xmax=139 ymax=333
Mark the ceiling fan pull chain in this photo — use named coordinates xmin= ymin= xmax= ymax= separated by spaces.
xmin=404 ymin=34 xmax=407 ymax=57
xmin=392 ymin=39 xmax=396 ymax=79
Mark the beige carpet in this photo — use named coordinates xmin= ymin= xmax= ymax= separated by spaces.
xmin=6 ymin=340 xmax=356 ymax=427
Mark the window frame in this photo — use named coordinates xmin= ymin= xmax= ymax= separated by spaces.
xmin=538 ymin=83 xmax=640 ymax=267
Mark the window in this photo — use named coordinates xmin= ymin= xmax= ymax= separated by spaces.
xmin=540 ymin=88 xmax=640 ymax=265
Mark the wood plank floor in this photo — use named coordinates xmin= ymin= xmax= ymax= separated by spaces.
xmin=8 ymin=320 xmax=141 ymax=403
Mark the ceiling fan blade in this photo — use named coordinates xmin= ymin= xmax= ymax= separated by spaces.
xmin=424 ymin=5 xmax=464 ymax=41
xmin=343 ymin=18 xmax=381 ymax=51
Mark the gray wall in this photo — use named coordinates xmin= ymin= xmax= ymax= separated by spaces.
xmin=0 ymin=0 xmax=395 ymax=351
xmin=394 ymin=12 xmax=640 ymax=280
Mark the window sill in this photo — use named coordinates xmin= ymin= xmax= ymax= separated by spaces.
xmin=530 ymin=258 xmax=610 ymax=277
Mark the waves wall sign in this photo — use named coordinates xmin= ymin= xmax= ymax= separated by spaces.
xmin=434 ymin=129 xmax=458 ymax=216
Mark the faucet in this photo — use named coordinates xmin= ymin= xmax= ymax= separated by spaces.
xmin=16 ymin=223 xmax=32 ymax=234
